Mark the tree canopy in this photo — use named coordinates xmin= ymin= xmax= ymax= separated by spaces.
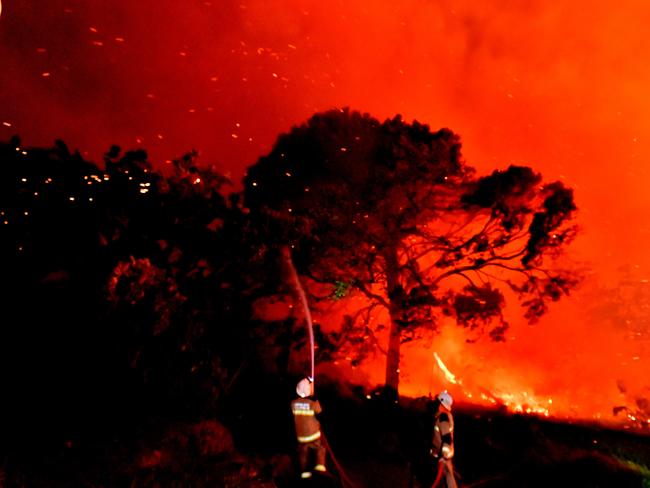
xmin=244 ymin=108 xmax=579 ymax=396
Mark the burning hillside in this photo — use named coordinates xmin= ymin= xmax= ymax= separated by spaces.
xmin=313 ymin=302 xmax=650 ymax=430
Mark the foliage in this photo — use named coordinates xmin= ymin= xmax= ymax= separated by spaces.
xmin=244 ymin=108 xmax=580 ymax=393
xmin=0 ymin=138 xmax=256 ymax=440
xmin=332 ymin=280 xmax=353 ymax=300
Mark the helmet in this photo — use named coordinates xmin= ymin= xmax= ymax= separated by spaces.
xmin=296 ymin=378 xmax=313 ymax=398
xmin=437 ymin=390 xmax=453 ymax=410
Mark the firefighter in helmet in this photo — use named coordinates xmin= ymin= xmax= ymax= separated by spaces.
xmin=291 ymin=377 xmax=327 ymax=479
xmin=430 ymin=390 xmax=457 ymax=488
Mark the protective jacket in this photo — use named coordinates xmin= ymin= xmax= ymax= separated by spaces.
xmin=432 ymin=411 xmax=454 ymax=459
xmin=431 ymin=409 xmax=457 ymax=488
xmin=291 ymin=397 xmax=322 ymax=443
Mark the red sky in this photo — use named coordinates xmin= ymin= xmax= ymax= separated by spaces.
xmin=1 ymin=0 xmax=649 ymax=422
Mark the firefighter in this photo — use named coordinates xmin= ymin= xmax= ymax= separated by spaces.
xmin=430 ymin=390 xmax=457 ymax=488
xmin=291 ymin=377 xmax=327 ymax=479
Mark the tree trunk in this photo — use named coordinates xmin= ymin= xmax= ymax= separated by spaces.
xmin=385 ymin=308 xmax=402 ymax=401
xmin=384 ymin=247 xmax=403 ymax=401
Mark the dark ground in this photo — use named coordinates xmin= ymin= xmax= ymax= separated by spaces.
xmin=300 ymin=386 xmax=650 ymax=488
xmin=0 ymin=379 xmax=648 ymax=487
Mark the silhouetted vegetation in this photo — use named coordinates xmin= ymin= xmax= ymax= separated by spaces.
xmin=0 ymin=111 xmax=644 ymax=487
xmin=244 ymin=108 xmax=579 ymax=397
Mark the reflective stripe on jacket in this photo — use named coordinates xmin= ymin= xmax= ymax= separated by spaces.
xmin=291 ymin=398 xmax=322 ymax=443
xmin=432 ymin=411 xmax=454 ymax=458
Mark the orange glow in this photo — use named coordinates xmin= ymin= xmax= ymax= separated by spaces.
xmin=3 ymin=1 xmax=650 ymax=429
xmin=310 ymin=265 xmax=649 ymax=428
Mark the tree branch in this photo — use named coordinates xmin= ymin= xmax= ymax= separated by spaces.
xmin=354 ymin=281 xmax=390 ymax=309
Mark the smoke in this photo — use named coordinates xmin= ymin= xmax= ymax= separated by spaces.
xmin=2 ymin=0 xmax=649 ymax=423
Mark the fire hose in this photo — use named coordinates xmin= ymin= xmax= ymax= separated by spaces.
xmin=321 ymin=431 xmax=358 ymax=488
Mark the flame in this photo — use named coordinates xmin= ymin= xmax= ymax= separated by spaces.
xmin=434 ymin=351 xmax=552 ymax=417
xmin=433 ymin=352 xmax=460 ymax=385
xmin=315 ymin=291 xmax=649 ymax=431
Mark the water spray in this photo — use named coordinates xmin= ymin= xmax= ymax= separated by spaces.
xmin=281 ymin=245 xmax=315 ymax=383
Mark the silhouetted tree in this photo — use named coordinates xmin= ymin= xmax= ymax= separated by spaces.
xmin=244 ymin=108 xmax=579 ymax=397
xmin=103 ymin=148 xmax=254 ymax=413
xmin=0 ymin=138 xmax=298 ymax=484
xmin=0 ymin=139 xmax=252 ymax=438
xmin=0 ymin=138 xmax=159 ymax=444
